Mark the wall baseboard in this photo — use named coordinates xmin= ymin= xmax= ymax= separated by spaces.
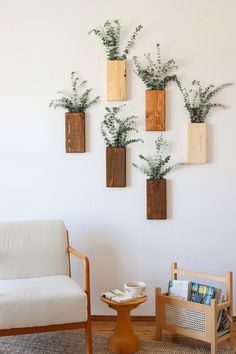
xmin=91 ymin=315 xmax=155 ymax=322
xmin=92 ymin=315 xmax=236 ymax=322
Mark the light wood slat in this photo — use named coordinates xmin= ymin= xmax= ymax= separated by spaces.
xmin=187 ymin=123 xmax=207 ymax=164
xmin=107 ymin=60 xmax=126 ymax=101
xmin=174 ymin=268 xmax=226 ymax=283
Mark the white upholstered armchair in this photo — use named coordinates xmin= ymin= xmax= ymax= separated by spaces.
xmin=0 ymin=220 xmax=92 ymax=354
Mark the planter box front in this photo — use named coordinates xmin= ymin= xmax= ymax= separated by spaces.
xmin=187 ymin=123 xmax=207 ymax=163
xmin=65 ymin=112 xmax=85 ymax=153
xmin=107 ymin=60 xmax=127 ymax=101
xmin=147 ymin=179 xmax=166 ymax=220
xmin=145 ymin=90 xmax=165 ymax=131
xmin=106 ymin=147 xmax=126 ymax=187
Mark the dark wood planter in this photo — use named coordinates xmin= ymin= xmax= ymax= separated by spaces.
xmin=106 ymin=147 xmax=126 ymax=187
xmin=65 ymin=112 xmax=85 ymax=153
xmin=145 ymin=89 xmax=165 ymax=131
xmin=107 ymin=60 xmax=127 ymax=101
xmin=147 ymin=179 xmax=166 ymax=220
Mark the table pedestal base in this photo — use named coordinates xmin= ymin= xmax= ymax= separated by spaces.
xmin=109 ymin=306 xmax=139 ymax=353
xmin=101 ymin=296 xmax=147 ymax=354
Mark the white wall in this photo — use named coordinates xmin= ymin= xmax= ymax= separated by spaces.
xmin=0 ymin=0 xmax=235 ymax=315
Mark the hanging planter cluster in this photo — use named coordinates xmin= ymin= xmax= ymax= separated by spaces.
xmin=48 ymin=19 xmax=233 ymax=220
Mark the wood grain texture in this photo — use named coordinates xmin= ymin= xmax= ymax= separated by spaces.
xmin=65 ymin=112 xmax=85 ymax=153
xmin=101 ymin=296 xmax=147 ymax=353
xmin=146 ymin=90 xmax=165 ymax=131
xmin=187 ymin=123 xmax=207 ymax=164
xmin=147 ymin=179 xmax=166 ymax=220
xmin=107 ymin=60 xmax=127 ymax=101
xmin=106 ymin=147 xmax=126 ymax=187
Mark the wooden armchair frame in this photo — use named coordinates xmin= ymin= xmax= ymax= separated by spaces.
xmin=155 ymin=262 xmax=233 ymax=354
xmin=0 ymin=238 xmax=92 ymax=354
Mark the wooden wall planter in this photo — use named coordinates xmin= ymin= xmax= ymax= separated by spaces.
xmin=147 ymin=179 xmax=166 ymax=220
xmin=107 ymin=60 xmax=127 ymax=101
xmin=187 ymin=123 xmax=207 ymax=164
xmin=145 ymin=90 xmax=165 ymax=131
xmin=106 ymin=147 xmax=126 ymax=187
xmin=65 ymin=112 xmax=85 ymax=153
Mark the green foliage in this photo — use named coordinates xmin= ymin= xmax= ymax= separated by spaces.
xmin=89 ymin=19 xmax=143 ymax=60
xmin=133 ymin=44 xmax=178 ymax=90
xmin=177 ymin=79 xmax=233 ymax=123
xmin=132 ymin=135 xmax=184 ymax=179
xmin=49 ymin=72 xmax=99 ymax=113
xmin=101 ymin=105 xmax=143 ymax=147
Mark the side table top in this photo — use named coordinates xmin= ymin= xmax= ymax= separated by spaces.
xmin=101 ymin=295 xmax=147 ymax=308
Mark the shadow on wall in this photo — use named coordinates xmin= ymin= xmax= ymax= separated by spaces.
xmin=207 ymin=123 xmax=213 ymax=163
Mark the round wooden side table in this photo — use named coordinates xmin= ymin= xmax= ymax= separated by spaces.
xmin=101 ymin=295 xmax=147 ymax=353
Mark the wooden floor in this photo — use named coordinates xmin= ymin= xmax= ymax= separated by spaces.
xmin=92 ymin=319 xmax=236 ymax=350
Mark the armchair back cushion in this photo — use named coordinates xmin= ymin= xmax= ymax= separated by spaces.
xmin=0 ymin=220 xmax=69 ymax=280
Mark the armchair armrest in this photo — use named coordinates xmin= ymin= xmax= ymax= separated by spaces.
xmin=67 ymin=246 xmax=90 ymax=299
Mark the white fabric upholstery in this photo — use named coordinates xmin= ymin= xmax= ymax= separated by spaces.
xmin=0 ymin=275 xmax=87 ymax=329
xmin=0 ymin=220 xmax=69 ymax=279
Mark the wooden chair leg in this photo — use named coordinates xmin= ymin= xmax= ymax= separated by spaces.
xmin=85 ymin=320 xmax=93 ymax=354
xmin=156 ymin=327 xmax=162 ymax=341
xmin=155 ymin=287 xmax=162 ymax=341
xmin=211 ymin=342 xmax=217 ymax=354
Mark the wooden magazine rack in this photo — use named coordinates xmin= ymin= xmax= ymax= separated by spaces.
xmin=155 ymin=262 xmax=233 ymax=354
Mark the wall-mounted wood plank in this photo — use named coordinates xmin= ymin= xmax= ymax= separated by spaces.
xmin=106 ymin=147 xmax=126 ymax=187
xmin=107 ymin=60 xmax=127 ymax=101
xmin=187 ymin=123 xmax=207 ymax=164
xmin=147 ymin=179 xmax=166 ymax=219
xmin=65 ymin=112 xmax=85 ymax=153
xmin=146 ymin=90 xmax=165 ymax=131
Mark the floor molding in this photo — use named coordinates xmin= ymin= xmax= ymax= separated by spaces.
xmin=91 ymin=315 xmax=155 ymax=322
xmin=92 ymin=315 xmax=236 ymax=322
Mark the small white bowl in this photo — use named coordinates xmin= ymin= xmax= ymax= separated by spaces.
xmin=124 ymin=281 xmax=146 ymax=298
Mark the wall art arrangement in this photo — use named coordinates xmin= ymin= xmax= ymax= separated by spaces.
xmin=133 ymin=44 xmax=178 ymax=131
xmin=177 ymin=80 xmax=233 ymax=164
xmin=101 ymin=105 xmax=143 ymax=187
xmin=49 ymin=72 xmax=99 ymax=153
xmin=49 ymin=19 xmax=233 ymax=219
xmin=89 ymin=20 xmax=143 ymax=101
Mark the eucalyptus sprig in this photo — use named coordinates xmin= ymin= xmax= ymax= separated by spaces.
xmin=101 ymin=105 xmax=143 ymax=147
xmin=133 ymin=135 xmax=184 ymax=179
xmin=89 ymin=19 xmax=143 ymax=60
xmin=177 ymin=79 xmax=233 ymax=123
xmin=133 ymin=44 xmax=178 ymax=90
xmin=49 ymin=72 xmax=99 ymax=113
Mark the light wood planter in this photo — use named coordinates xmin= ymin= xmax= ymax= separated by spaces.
xmin=65 ymin=112 xmax=85 ymax=153
xmin=146 ymin=90 xmax=165 ymax=131
xmin=106 ymin=147 xmax=126 ymax=187
xmin=107 ymin=60 xmax=127 ymax=101
xmin=187 ymin=123 xmax=207 ymax=164
xmin=147 ymin=179 xmax=166 ymax=220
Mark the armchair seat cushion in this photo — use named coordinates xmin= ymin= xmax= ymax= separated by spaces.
xmin=0 ymin=275 xmax=87 ymax=329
